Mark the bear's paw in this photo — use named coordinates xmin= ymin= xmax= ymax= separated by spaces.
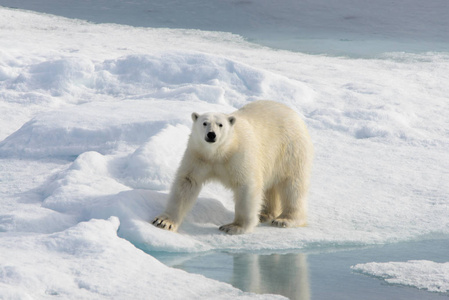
xmin=152 ymin=215 xmax=178 ymax=232
xmin=219 ymin=223 xmax=249 ymax=235
xmin=271 ymin=218 xmax=306 ymax=228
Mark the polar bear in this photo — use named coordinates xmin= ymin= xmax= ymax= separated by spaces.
xmin=152 ymin=100 xmax=313 ymax=234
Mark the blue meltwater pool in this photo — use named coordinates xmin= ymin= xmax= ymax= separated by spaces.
xmin=151 ymin=238 xmax=449 ymax=299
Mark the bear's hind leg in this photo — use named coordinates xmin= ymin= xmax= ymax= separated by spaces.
xmin=259 ymin=186 xmax=281 ymax=223
xmin=271 ymin=179 xmax=307 ymax=228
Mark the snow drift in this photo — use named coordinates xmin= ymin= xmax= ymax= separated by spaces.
xmin=0 ymin=217 xmax=281 ymax=299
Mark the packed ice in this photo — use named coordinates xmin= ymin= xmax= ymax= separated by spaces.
xmin=352 ymin=260 xmax=449 ymax=293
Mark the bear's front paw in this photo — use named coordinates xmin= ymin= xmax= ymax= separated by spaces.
xmin=152 ymin=215 xmax=177 ymax=232
xmin=219 ymin=223 xmax=248 ymax=235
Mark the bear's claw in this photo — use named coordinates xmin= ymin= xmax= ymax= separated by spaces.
xmin=272 ymin=220 xmax=288 ymax=228
xmin=270 ymin=218 xmax=306 ymax=228
xmin=152 ymin=216 xmax=177 ymax=232
xmin=219 ymin=223 xmax=247 ymax=235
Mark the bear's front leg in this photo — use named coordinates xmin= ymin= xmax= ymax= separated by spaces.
xmin=219 ymin=184 xmax=262 ymax=235
xmin=152 ymin=166 xmax=204 ymax=232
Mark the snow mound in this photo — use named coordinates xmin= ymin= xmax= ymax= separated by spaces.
xmin=0 ymin=52 xmax=314 ymax=158
xmin=308 ymin=103 xmax=426 ymax=143
xmin=97 ymin=53 xmax=313 ymax=106
xmin=0 ymin=100 xmax=193 ymax=158
xmin=352 ymin=260 xmax=449 ymax=293
xmin=0 ymin=217 xmax=280 ymax=299
xmin=1 ymin=52 xmax=313 ymax=107
xmin=11 ymin=58 xmax=95 ymax=98
xmin=122 ymin=124 xmax=191 ymax=190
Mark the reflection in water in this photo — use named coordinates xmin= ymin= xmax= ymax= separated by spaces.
xmin=151 ymin=239 xmax=449 ymax=300
xmin=159 ymin=251 xmax=310 ymax=300
xmin=230 ymin=253 xmax=310 ymax=300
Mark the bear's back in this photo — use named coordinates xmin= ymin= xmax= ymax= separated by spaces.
xmin=232 ymin=100 xmax=307 ymax=138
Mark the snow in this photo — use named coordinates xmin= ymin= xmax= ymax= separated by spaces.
xmin=352 ymin=260 xmax=449 ymax=293
xmin=1 ymin=3 xmax=449 ymax=299
xmin=0 ymin=217 xmax=281 ymax=299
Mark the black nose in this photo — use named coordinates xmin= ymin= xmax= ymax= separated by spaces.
xmin=207 ymin=132 xmax=216 ymax=140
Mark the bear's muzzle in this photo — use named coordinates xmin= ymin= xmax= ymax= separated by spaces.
xmin=205 ymin=132 xmax=216 ymax=143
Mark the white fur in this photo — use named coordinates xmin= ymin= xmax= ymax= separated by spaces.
xmin=152 ymin=100 xmax=313 ymax=234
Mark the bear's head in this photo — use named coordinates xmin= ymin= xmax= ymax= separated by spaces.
xmin=191 ymin=112 xmax=236 ymax=147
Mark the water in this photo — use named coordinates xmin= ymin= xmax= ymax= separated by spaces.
xmin=2 ymin=0 xmax=449 ymax=57
xmin=153 ymin=239 xmax=449 ymax=299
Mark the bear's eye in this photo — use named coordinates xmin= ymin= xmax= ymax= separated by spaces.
xmin=218 ymin=123 xmax=223 ymax=128
xmin=203 ymin=122 xmax=207 ymax=126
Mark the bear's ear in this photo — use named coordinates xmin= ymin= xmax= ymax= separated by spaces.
xmin=191 ymin=112 xmax=200 ymax=122
xmin=228 ymin=116 xmax=236 ymax=126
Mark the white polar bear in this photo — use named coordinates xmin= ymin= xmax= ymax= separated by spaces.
xmin=152 ymin=100 xmax=313 ymax=234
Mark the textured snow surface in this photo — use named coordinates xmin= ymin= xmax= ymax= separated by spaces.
xmin=352 ymin=260 xmax=449 ymax=293
xmin=1 ymin=5 xmax=449 ymax=299
xmin=0 ymin=217 xmax=282 ymax=299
